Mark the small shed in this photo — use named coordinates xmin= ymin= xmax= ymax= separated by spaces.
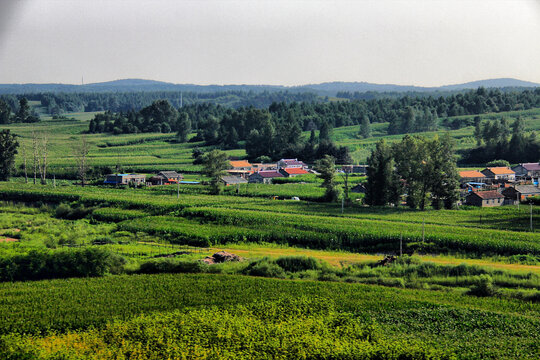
xmin=279 ymin=167 xmax=309 ymax=178
xmin=249 ymin=170 xmax=284 ymax=184
xmin=149 ymin=171 xmax=183 ymax=185
xmin=221 ymin=176 xmax=248 ymax=186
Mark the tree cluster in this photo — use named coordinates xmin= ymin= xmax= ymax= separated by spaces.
xmin=365 ymin=135 xmax=460 ymax=210
xmin=465 ymin=116 xmax=540 ymax=164
xmin=0 ymin=97 xmax=39 ymax=124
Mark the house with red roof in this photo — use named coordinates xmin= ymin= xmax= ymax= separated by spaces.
xmin=465 ymin=190 xmax=505 ymax=207
xmin=279 ymin=167 xmax=309 ymax=177
xmin=227 ymin=160 xmax=254 ymax=178
xmin=248 ymin=170 xmax=284 ymax=184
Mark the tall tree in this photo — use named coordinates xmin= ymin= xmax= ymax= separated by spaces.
xmin=365 ymin=139 xmax=401 ymax=206
xmin=176 ymin=113 xmax=191 ymax=142
xmin=0 ymin=99 xmax=11 ymax=124
xmin=359 ymin=115 xmax=371 ymax=138
xmin=202 ymin=149 xmax=229 ymax=195
xmin=315 ymin=155 xmax=341 ymax=202
xmin=0 ymin=129 xmax=19 ymax=181
xmin=429 ymin=134 xmax=460 ymax=209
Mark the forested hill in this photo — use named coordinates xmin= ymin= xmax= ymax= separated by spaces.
xmin=0 ymin=78 xmax=537 ymax=95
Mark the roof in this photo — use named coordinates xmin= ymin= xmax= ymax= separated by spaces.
xmin=483 ymin=167 xmax=515 ymax=175
xmin=281 ymin=168 xmax=309 ymax=175
xmin=511 ymin=185 xmax=540 ymax=195
xmin=158 ymin=171 xmax=182 ymax=178
xmin=459 ymin=171 xmax=486 ymax=178
xmin=229 ymin=160 xmax=252 ymax=168
xmin=106 ymin=173 xmax=145 ymax=177
xmin=519 ymin=163 xmax=540 ymax=171
xmin=469 ymin=190 xmax=505 ymax=200
xmin=279 ymin=159 xmax=306 ymax=166
xmin=252 ymin=171 xmax=284 ymax=178
xmin=221 ymin=176 xmax=248 ymax=184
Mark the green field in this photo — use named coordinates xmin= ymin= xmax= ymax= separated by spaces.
xmin=1 ymin=105 xmax=540 ymax=359
xmin=2 ymin=106 xmax=539 ymax=179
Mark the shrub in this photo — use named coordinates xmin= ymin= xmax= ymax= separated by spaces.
xmin=137 ymin=259 xmax=208 ymax=274
xmin=275 ymin=256 xmax=322 ymax=272
xmin=243 ymin=258 xmax=286 ymax=278
xmin=468 ymin=275 xmax=498 ymax=297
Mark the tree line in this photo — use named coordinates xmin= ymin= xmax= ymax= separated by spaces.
xmin=0 ymin=97 xmax=39 ymax=124
xmin=464 ymin=116 xmax=540 ymax=164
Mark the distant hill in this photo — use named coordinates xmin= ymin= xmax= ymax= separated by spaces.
xmin=0 ymin=77 xmax=537 ymax=95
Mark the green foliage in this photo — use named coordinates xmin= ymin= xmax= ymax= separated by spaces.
xmin=467 ymin=275 xmax=498 ymax=297
xmin=486 ymin=159 xmax=511 ymax=167
xmin=315 ymin=155 xmax=341 ymax=202
xmin=0 ymin=129 xmax=19 ymax=181
xmin=0 ymin=248 xmax=125 ymax=281
xmin=202 ymin=149 xmax=229 ymax=194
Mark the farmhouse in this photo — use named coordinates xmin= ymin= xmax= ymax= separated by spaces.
xmin=228 ymin=160 xmax=254 ymax=178
xmin=277 ymin=158 xmax=308 ymax=170
xmin=221 ymin=175 xmax=248 ymax=186
xmin=249 ymin=170 xmax=284 ymax=184
xmin=149 ymin=171 xmax=183 ymax=185
xmin=279 ymin=167 xmax=309 ymax=178
xmin=459 ymin=170 xmax=486 ymax=184
xmin=502 ymin=185 xmax=540 ymax=202
xmin=481 ymin=167 xmax=515 ymax=181
xmin=511 ymin=163 xmax=540 ymax=179
xmin=104 ymin=173 xmax=146 ymax=185
xmin=465 ymin=190 xmax=505 ymax=207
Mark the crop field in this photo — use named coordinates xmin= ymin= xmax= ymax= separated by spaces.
xmin=2 ymin=107 xmax=538 ymax=180
xmin=1 ymin=105 xmax=540 ymax=359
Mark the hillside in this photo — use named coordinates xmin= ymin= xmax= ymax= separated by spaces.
xmin=0 ymin=77 xmax=537 ymax=95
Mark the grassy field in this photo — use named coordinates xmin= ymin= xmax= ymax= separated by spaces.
xmin=2 ymin=106 xmax=538 ymax=179
xmin=1 ymin=104 xmax=539 ymax=358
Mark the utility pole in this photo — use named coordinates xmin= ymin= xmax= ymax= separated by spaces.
xmin=53 ymin=174 xmax=56 ymax=188
xmin=177 ymin=180 xmax=180 ymax=199
xmin=341 ymin=197 xmax=344 ymax=214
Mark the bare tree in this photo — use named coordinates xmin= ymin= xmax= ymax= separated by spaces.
xmin=32 ymin=130 xmax=49 ymax=185
xmin=74 ymin=136 xmax=90 ymax=186
xmin=32 ymin=130 xmax=37 ymax=184
xmin=22 ymin=143 xmax=28 ymax=183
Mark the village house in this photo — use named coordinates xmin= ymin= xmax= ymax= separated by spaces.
xmin=502 ymin=185 xmax=540 ymax=203
xmin=511 ymin=163 xmax=540 ymax=179
xmin=252 ymin=163 xmax=277 ymax=171
xmin=480 ymin=167 xmax=515 ymax=181
xmin=221 ymin=175 xmax=248 ymax=186
xmin=351 ymin=183 xmax=366 ymax=193
xmin=279 ymin=167 xmax=309 ymax=178
xmin=459 ymin=170 xmax=486 ymax=184
xmin=465 ymin=190 xmax=505 ymax=207
xmin=342 ymin=165 xmax=368 ymax=174
xmin=277 ymin=158 xmax=308 ymax=170
xmin=248 ymin=170 xmax=284 ymax=184
xmin=227 ymin=160 xmax=254 ymax=178
xmin=149 ymin=171 xmax=183 ymax=185
xmin=104 ymin=173 xmax=146 ymax=185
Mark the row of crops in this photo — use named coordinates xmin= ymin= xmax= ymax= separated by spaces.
xmin=1 ymin=273 xmax=539 ymax=359
xmin=0 ymin=183 xmax=538 ymax=256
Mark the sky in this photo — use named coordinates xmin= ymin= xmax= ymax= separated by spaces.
xmin=0 ymin=0 xmax=539 ymax=86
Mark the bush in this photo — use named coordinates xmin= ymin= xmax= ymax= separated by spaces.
xmin=468 ymin=275 xmax=498 ymax=297
xmin=0 ymin=248 xmax=126 ymax=282
xmin=137 ymin=259 xmax=208 ymax=274
xmin=243 ymin=258 xmax=286 ymax=278
xmin=275 ymin=256 xmax=322 ymax=272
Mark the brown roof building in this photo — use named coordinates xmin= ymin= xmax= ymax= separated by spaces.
xmin=481 ymin=167 xmax=515 ymax=181
xmin=465 ymin=190 xmax=505 ymax=207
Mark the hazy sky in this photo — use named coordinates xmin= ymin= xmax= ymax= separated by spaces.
xmin=0 ymin=0 xmax=539 ymax=86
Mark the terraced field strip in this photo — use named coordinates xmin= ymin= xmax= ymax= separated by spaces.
xmin=208 ymin=244 xmax=540 ymax=274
